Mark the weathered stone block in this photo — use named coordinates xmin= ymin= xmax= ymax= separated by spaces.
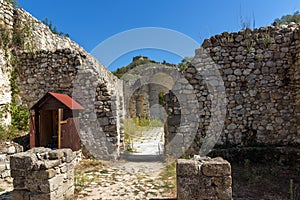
xmin=40 ymin=160 xmax=61 ymax=170
xmin=212 ymin=176 xmax=232 ymax=187
xmin=216 ymin=186 xmax=233 ymax=200
xmin=60 ymin=148 xmax=76 ymax=163
xmin=13 ymin=178 xmax=26 ymax=190
xmin=31 ymin=168 xmax=57 ymax=179
xmin=10 ymin=152 xmax=37 ymax=171
xmin=11 ymin=148 xmax=75 ymax=200
xmin=11 ymin=169 xmax=27 ymax=177
xmin=12 ymin=190 xmax=30 ymax=200
xmin=177 ymin=156 xmax=232 ymax=200
xmin=48 ymin=150 xmax=64 ymax=160
xmin=177 ymin=159 xmax=198 ymax=176
xmin=201 ymin=157 xmax=231 ymax=177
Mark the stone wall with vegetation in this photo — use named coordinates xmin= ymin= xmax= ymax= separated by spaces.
xmin=0 ymin=0 xmax=125 ymax=159
xmin=177 ymin=156 xmax=232 ymax=200
xmin=10 ymin=147 xmax=75 ymax=200
xmin=165 ymin=24 xmax=300 ymax=155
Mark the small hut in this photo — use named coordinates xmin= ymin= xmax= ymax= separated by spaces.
xmin=29 ymin=92 xmax=84 ymax=151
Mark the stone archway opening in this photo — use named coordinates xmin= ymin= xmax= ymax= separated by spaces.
xmin=123 ymin=70 xmax=176 ymax=161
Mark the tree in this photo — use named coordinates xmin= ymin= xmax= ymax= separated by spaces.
xmin=272 ymin=11 xmax=300 ymax=26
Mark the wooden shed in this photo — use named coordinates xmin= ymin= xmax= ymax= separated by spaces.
xmin=30 ymin=92 xmax=84 ymax=151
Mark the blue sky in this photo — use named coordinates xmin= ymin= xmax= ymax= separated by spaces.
xmin=18 ymin=0 xmax=300 ymax=71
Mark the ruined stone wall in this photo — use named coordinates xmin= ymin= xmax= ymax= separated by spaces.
xmin=124 ymin=64 xmax=174 ymax=121
xmin=0 ymin=0 xmax=125 ymax=159
xmin=0 ymin=0 xmax=13 ymax=126
xmin=166 ymin=24 xmax=300 ymax=155
xmin=10 ymin=147 xmax=75 ymax=200
xmin=128 ymin=85 xmax=150 ymax=118
xmin=177 ymin=156 xmax=232 ymax=200
xmin=0 ymin=141 xmax=23 ymax=179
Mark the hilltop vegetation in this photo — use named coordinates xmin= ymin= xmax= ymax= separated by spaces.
xmin=112 ymin=56 xmax=193 ymax=79
xmin=273 ymin=11 xmax=300 ymax=26
xmin=112 ymin=56 xmax=175 ymax=79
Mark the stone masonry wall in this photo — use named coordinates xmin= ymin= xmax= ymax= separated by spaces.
xmin=0 ymin=0 xmax=13 ymax=126
xmin=177 ymin=156 xmax=232 ymax=200
xmin=166 ymin=24 xmax=300 ymax=155
xmin=0 ymin=0 xmax=125 ymax=159
xmin=10 ymin=147 xmax=75 ymax=200
xmin=0 ymin=141 xmax=23 ymax=179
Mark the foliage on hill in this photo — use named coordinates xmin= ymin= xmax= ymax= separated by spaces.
xmin=112 ymin=56 xmax=194 ymax=79
xmin=112 ymin=56 xmax=174 ymax=79
xmin=273 ymin=11 xmax=300 ymax=26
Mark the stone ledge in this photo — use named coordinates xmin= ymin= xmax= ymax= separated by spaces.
xmin=10 ymin=147 xmax=75 ymax=200
xmin=177 ymin=156 xmax=232 ymax=200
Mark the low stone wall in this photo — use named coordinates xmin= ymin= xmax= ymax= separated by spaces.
xmin=10 ymin=147 xmax=75 ymax=200
xmin=177 ymin=156 xmax=232 ymax=200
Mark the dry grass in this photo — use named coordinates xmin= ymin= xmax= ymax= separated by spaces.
xmin=74 ymin=159 xmax=106 ymax=196
xmin=158 ymin=161 xmax=177 ymax=197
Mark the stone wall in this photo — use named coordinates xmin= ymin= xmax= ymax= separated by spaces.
xmin=0 ymin=0 xmax=125 ymax=159
xmin=165 ymin=24 xmax=300 ymax=155
xmin=0 ymin=0 xmax=13 ymax=126
xmin=0 ymin=141 xmax=23 ymax=179
xmin=10 ymin=147 xmax=75 ymax=200
xmin=177 ymin=156 xmax=232 ymax=200
xmin=124 ymin=63 xmax=172 ymax=121
xmin=127 ymin=83 xmax=168 ymax=121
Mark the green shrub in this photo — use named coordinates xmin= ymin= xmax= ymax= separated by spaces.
xmin=42 ymin=18 xmax=69 ymax=38
xmin=273 ymin=11 xmax=300 ymax=26
xmin=0 ymin=125 xmax=20 ymax=140
xmin=11 ymin=103 xmax=29 ymax=131
xmin=9 ymin=64 xmax=30 ymax=132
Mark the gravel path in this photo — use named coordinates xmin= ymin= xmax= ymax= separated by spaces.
xmin=76 ymin=160 xmax=174 ymax=200
xmin=76 ymin=127 xmax=175 ymax=200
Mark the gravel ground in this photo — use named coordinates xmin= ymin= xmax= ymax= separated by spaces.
xmin=76 ymin=160 xmax=175 ymax=200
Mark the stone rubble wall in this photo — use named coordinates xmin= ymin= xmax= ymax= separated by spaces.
xmin=0 ymin=0 xmax=125 ymax=159
xmin=0 ymin=47 xmax=11 ymax=126
xmin=177 ymin=156 xmax=232 ymax=200
xmin=0 ymin=141 xmax=23 ymax=179
xmin=124 ymin=64 xmax=172 ymax=121
xmin=166 ymin=24 xmax=300 ymax=155
xmin=0 ymin=0 xmax=13 ymax=126
xmin=10 ymin=147 xmax=75 ymax=200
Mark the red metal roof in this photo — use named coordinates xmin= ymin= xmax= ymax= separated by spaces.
xmin=48 ymin=92 xmax=84 ymax=110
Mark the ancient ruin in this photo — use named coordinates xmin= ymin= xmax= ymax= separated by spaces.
xmin=0 ymin=0 xmax=300 ymax=199
xmin=177 ymin=156 xmax=232 ymax=200
xmin=0 ymin=0 xmax=300 ymax=160
xmin=10 ymin=147 xmax=75 ymax=200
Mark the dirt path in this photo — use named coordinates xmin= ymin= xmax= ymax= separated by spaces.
xmin=76 ymin=160 xmax=175 ymax=200
xmin=76 ymin=127 xmax=175 ymax=200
